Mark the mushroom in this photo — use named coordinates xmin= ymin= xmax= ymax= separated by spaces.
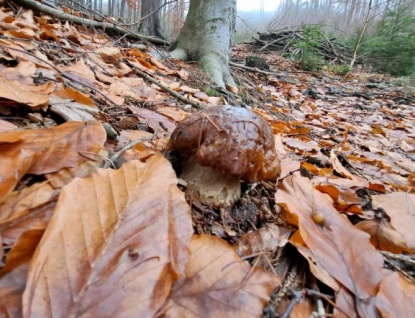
xmin=170 ymin=105 xmax=281 ymax=207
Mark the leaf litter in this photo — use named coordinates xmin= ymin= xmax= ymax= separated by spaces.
xmin=0 ymin=3 xmax=414 ymax=318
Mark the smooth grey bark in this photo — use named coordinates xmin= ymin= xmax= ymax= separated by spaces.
xmin=139 ymin=0 xmax=163 ymax=38
xmin=170 ymin=0 xmax=237 ymax=88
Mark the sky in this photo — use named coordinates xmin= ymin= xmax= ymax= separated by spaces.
xmin=237 ymin=0 xmax=279 ymax=12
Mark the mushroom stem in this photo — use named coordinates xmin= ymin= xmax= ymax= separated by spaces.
xmin=181 ymin=156 xmax=241 ymax=207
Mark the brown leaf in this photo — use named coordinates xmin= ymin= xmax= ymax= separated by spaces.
xmin=156 ymin=106 xmax=189 ymax=122
xmin=330 ymin=150 xmax=353 ymax=179
xmin=52 ymin=87 xmax=95 ymax=107
xmin=376 ymin=272 xmax=415 ymax=317
xmin=0 ymin=77 xmax=53 ymax=108
xmin=276 ymin=173 xmax=383 ymax=299
xmin=0 ymin=264 xmax=27 ymax=318
xmin=237 ymin=224 xmax=289 ymax=257
xmin=162 ymin=235 xmax=279 ymax=318
xmin=0 ymin=182 xmax=57 ymax=233
xmin=1 ymin=229 xmax=43 ymax=274
xmin=372 ymin=193 xmax=415 ymax=250
xmin=0 ymin=119 xmax=17 ymax=133
xmin=0 ymin=229 xmax=43 ymax=318
xmin=0 ymin=122 xmax=106 ymax=202
xmin=0 ymin=61 xmax=36 ymax=83
xmin=355 ymin=219 xmax=412 ymax=253
xmin=60 ymin=59 xmax=95 ymax=82
xmin=334 ymin=286 xmax=378 ymax=318
xmin=129 ymin=106 xmax=176 ymax=134
xmin=22 ymin=154 xmax=193 ymax=317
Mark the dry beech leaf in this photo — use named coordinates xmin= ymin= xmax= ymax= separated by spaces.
xmin=276 ymin=173 xmax=383 ymax=300
xmin=372 ymin=193 xmax=415 ymax=250
xmin=129 ymin=106 xmax=176 ymax=134
xmin=162 ymin=235 xmax=279 ymax=318
xmin=1 ymin=229 xmax=44 ymax=274
xmin=52 ymin=87 xmax=95 ymax=107
xmin=0 ymin=264 xmax=28 ymax=318
xmin=60 ymin=59 xmax=95 ymax=82
xmin=237 ymin=224 xmax=290 ymax=257
xmin=355 ymin=219 xmax=412 ymax=254
xmin=330 ymin=150 xmax=354 ymax=179
xmin=0 ymin=118 xmax=17 ymax=133
xmin=0 ymin=122 xmax=106 ymax=202
xmin=334 ymin=286 xmax=378 ymax=318
xmin=376 ymin=272 xmax=415 ymax=317
xmin=156 ymin=106 xmax=189 ymax=122
xmin=23 ymin=154 xmax=193 ymax=317
xmin=0 ymin=182 xmax=57 ymax=233
xmin=0 ymin=229 xmax=43 ymax=318
xmin=0 ymin=77 xmax=52 ymax=108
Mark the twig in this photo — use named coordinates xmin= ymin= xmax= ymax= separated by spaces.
xmin=127 ymin=63 xmax=205 ymax=110
xmin=281 ymin=289 xmax=303 ymax=318
xmin=103 ymin=137 xmax=153 ymax=169
xmin=229 ymin=62 xmax=282 ymax=76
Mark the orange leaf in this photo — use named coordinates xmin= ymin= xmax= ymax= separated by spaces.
xmin=376 ymin=273 xmax=415 ymax=317
xmin=356 ymin=219 xmax=412 ymax=254
xmin=0 ymin=77 xmax=53 ymax=108
xmin=0 ymin=122 xmax=106 ymax=202
xmin=162 ymin=235 xmax=279 ymax=317
xmin=22 ymin=154 xmax=193 ymax=317
xmin=276 ymin=173 xmax=383 ymax=299
xmin=372 ymin=193 xmax=415 ymax=250
xmin=52 ymin=87 xmax=95 ymax=107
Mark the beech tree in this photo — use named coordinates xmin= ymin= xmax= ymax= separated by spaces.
xmin=170 ymin=0 xmax=237 ymax=88
xmin=140 ymin=0 xmax=163 ymax=38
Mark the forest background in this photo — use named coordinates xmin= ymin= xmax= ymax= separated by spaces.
xmin=64 ymin=0 xmax=415 ymax=81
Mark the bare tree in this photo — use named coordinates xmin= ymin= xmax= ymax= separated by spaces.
xmin=170 ymin=0 xmax=236 ymax=88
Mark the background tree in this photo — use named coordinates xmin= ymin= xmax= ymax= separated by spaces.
xmin=169 ymin=0 xmax=237 ymax=88
xmin=139 ymin=0 xmax=163 ymax=38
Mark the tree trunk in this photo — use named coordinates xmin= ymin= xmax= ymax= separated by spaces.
xmin=170 ymin=0 xmax=237 ymax=88
xmin=140 ymin=0 xmax=163 ymax=38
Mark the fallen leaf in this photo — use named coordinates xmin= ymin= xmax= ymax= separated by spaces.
xmin=162 ymin=235 xmax=279 ymax=318
xmin=0 ymin=119 xmax=17 ymax=133
xmin=276 ymin=173 xmax=383 ymax=300
xmin=237 ymin=224 xmax=288 ymax=257
xmin=129 ymin=106 xmax=176 ymax=134
xmin=356 ymin=219 xmax=412 ymax=253
xmin=372 ymin=193 xmax=415 ymax=250
xmin=376 ymin=272 xmax=415 ymax=317
xmin=52 ymin=87 xmax=95 ymax=107
xmin=156 ymin=106 xmax=189 ymax=122
xmin=0 ymin=77 xmax=53 ymax=108
xmin=330 ymin=150 xmax=353 ymax=179
xmin=22 ymin=154 xmax=193 ymax=317
xmin=0 ymin=122 xmax=106 ymax=202
xmin=60 ymin=59 xmax=95 ymax=82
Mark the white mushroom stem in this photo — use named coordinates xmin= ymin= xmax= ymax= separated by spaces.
xmin=181 ymin=156 xmax=241 ymax=207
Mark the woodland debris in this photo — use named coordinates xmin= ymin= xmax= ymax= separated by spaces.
xmin=252 ymin=28 xmax=353 ymax=64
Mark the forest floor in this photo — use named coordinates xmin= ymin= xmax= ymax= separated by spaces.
xmin=0 ymin=4 xmax=414 ymax=318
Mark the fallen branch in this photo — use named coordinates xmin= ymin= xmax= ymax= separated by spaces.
xmin=127 ymin=62 xmax=205 ymax=110
xmin=12 ymin=0 xmax=169 ymax=45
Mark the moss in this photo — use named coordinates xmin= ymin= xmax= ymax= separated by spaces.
xmin=201 ymin=86 xmax=220 ymax=96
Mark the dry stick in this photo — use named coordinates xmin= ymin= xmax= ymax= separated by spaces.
xmin=280 ymin=290 xmax=304 ymax=318
xmin=0 ymin=44 xmax=118 ymax=107
xmin=130 ymin=66 xmax=205 ymax=110
xmin=103 ymin=137 xmax=153 ymax=169
xmin=13 ymin=0 xmax=169 ymax=45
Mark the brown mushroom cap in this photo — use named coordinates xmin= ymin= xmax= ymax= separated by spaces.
xmin=171 ymin=105 xmax=280 ymax=181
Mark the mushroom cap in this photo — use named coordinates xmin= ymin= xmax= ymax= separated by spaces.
xmin=170 ymin=105 xmax=280 ymax=182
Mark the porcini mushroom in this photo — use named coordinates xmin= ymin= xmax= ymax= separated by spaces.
xmin=171 ymin=105 xmax=281 ymax=207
